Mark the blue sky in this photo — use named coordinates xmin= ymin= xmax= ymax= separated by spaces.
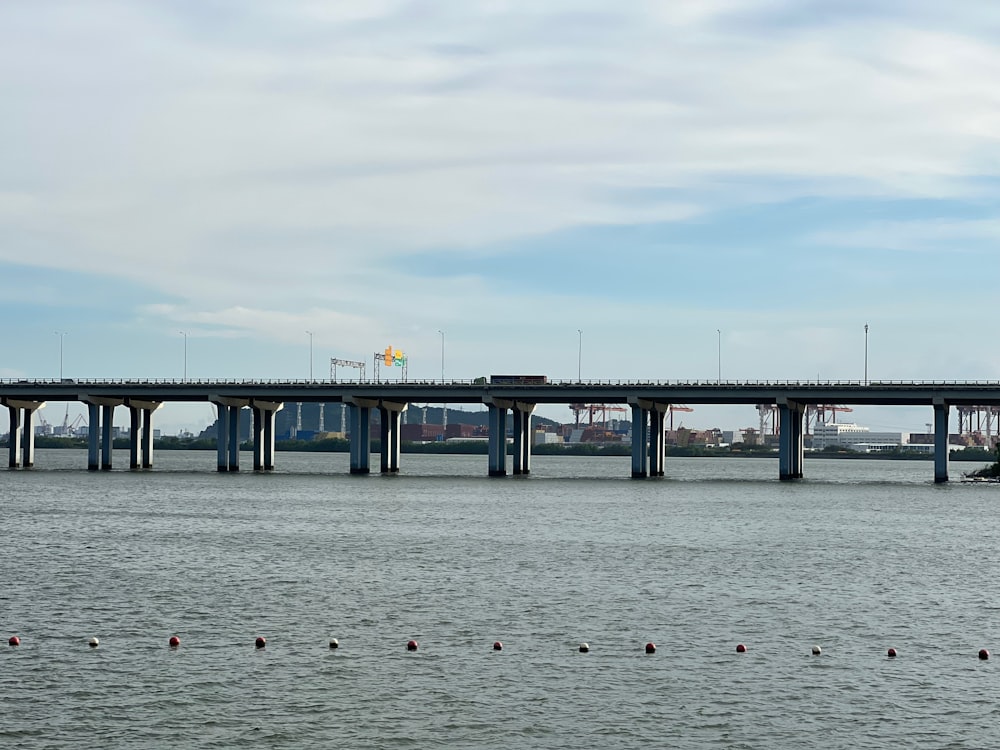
xmin=2 ymin=0 xmax=1000 ymax=434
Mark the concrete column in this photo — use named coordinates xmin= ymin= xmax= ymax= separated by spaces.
xmin=249 ymin=401 xmax=283 ymax=471
xmin=512 ymin=402 xmax=535 ymax=475
xmin=346 ymin=397 xmax=377 ymax=475
xmin=3 ymin=400 xmax=45 ymax=469
xmin=378 ymin=400 xmax=407 ymax=473
xmin=934 ymin=400 xmax=950 ymax=484
xmin=21 ymin=408 xmax=35 ymax=469
xmin=6 ymin=405 xmax=20 ymax=468
xmin=87 ymin=402 xmax=100 ymax=471
xmin=228 ymin=406 xmax=241 ymax=471
xmin=210 ymin=397 xmax=250 ymax=472
xmin=485 ymin=398 xmax=512 ymax=477
xmin=141 ymin=409 xmax=154 ymax=469
xmin=778 ymin=399 xmax=805 ymax=480
xmin=649 ymin=404 xmax=669 ymax=477
xmin=129 ymin=407 xmax=142 ymax=470
xmin=629 ymin=401 xmax=649 ymax=478
xmin=124 ymin=399 xmax=161 ymax=470
xmin=252 ymin=407 xmax=265 ymax=471
xmin=319 ymin=403 xmax=325 ymax=432
xmin=214 ymin=402 xmax=230 ymax=472
xmin=101 ymin=404 xmax=114 ymax=471
xmin=263 ymin=408 xmax=277 ymax=471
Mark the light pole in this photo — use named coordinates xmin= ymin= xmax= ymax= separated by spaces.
xmin=306 ymin=330 xmax=314 ymax=380
xmin=438 ymin=330 xmax=445 ymax=383
xmin=864 ymin=323 xmax=869 ymax=385
xmin=717 ymin=329 xmax=721 ymax=384
xmin=179 ymin=331 xmax=188 ymax=381
xmin=438 ymin=330 xmax=447 ymax=431
xmin=577 ymin=329 xmax=583 ymax=382
xmin=55 ymin=331 xmax=66 ymax=379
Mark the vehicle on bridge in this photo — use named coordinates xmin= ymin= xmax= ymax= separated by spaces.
xmin=489 ymin=375 xmax=549 ymax=385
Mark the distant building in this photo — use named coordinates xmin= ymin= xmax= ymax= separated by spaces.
xmin=813 ymin=423 xmax=905 ymax=451
xmin=445 ymin=423 xmax=478 ymax=439
xmin=534 ymin=431 xmax=563 ymax=445
xmin=402 ymin=424 xmax=445 ymax=442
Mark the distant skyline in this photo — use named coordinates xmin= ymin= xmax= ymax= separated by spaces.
xmin=3 ymin=1 xmax=999 ymax=434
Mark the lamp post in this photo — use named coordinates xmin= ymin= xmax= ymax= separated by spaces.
xmin=306 ymin=330 xmax=314 ymax=380
xmin=717 ymin=329 xmax=721 ymax=384
xmin=438 ymin=330 xmax=447 ymax=431
xmin=437 ymin=330 xmax=445 ymax=383
xmin=577 ymin=329 xmax=583 ymax=382
xmin=864 ymin=323 xmax=869 ymax=385
xmin=179 ymin=331 xmax=188 ymax=381
xmin=55 ymin=331 xmax=66 ymax=380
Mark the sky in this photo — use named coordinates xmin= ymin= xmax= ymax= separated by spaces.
xmin=2 ymin=0 xmax=1000 ymax=435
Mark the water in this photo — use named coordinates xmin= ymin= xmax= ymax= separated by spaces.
xmin=4 ymin=451 xmax=1000 ymax=748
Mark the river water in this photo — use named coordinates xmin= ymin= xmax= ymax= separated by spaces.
xmin=3 ymin=450 xmax=1000 ymax=748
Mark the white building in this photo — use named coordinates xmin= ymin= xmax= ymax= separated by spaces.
xmin=812 ymin=423 xmax=907 ymax=451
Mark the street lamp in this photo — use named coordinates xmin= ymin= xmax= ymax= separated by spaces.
xmin=437 ymin=330 xmax=445 ymax=383
xmin=438 ymin=330 xmax=447 ymax=431
xmin=179 ymin=331 xmax=188 ymax=381
xmin=717 ymin=329 xmax=721 ymax=384
xmin=577 ymin=329 xmax=583 ymax=382
xmin=864 ymin=323 xmax=869 ymax=385
xmin=54 ymin=331 xmax=66 ymax=380
xmin=306 ymin=330 xmax=314 ymax=380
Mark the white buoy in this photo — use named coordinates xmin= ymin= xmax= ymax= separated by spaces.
xmin=329 ymin=638 xmax=339 ymax=649
xmin=89 ymin=637 xmax=100 ymax=648
xmin=579 ymin=642 xmax=590 ymax=653
xmin=811 ymin=645 xmax=822 ymax=655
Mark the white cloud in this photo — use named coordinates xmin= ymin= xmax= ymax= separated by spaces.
xmin=812 ymin=218 xmax=1000 ymax=252
xmin=1 ymin=0 xmax=1000 ymax=411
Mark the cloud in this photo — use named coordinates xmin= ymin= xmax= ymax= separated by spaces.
xmin=1 ymin=0 xmax=1000 ymax=412
xmin=811 ymin=218 xmax=1000 ymax=252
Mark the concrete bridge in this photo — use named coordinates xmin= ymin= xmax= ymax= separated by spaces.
xmin=3 ymin=379 xmax=998 ymax=482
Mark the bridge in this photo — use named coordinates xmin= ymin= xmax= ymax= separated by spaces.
xmin=3 ymin=379 xmax=998 ymax=482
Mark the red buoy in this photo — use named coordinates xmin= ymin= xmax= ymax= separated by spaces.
xmin=979 ymin=648 xmax=990 ymax=660
xmin=8 ymin=635 xmax=20 ymax=647
xmin=406 ymin=639 xmax=418 ymax=651
xmin=255 ymin=636 xmax=266 ymax=649
xmin=644 ymin=642 xmax=656 ymax=654
xmin=887 ymin=647 xmax=897 ymax=658
xmin=736 ymin=643 xmax=747 ymax=653
xmin=492 ymin=641 xmax=503 ymax=651
xmin=168 ymin=635 xmax=180 ymax=648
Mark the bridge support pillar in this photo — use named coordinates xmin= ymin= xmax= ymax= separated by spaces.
xmin=630 ymin=402 xmax=649 ymax=478
xmin=251 ymin=400 xmax=284 ymax=471
xmin=126 ymin=400 xmax=162 ymax=470
xmin=346 ymin=397 xmax=377 ymax=474
xmin=778 ymin=399 xmax=805 ymax=480
xmin=214 ymin=404 xmax=230 ymax=472
xmin=485 ymin=398 xmax=513 ymax=477
xmin=649 ymin=403 xmax=670 ymax=477
xmin=3 ymin=400 xmax=44 ymax=469
xmin=80 ymin=397 xmax=123 ymax=471
xmin=512 ymin=402 xmax=535 ymax=475
xmin=87 ymin=402 xmax=100 ymax=470
xmin=379 ymin=401 xmax=407 ymax=473
xmin=6 ymin=405 xmax=21 ymax=468
xmin=934 ymin=400 xmax=950 ymax=483
xmin=210 ymin=397 xmax=250 ymax=472
xmin=628 ymin=399 xmax=669 ymax=478
xmin=101 ymin=404 xmax=115 ymax=470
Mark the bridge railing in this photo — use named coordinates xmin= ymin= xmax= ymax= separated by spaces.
xmin=4 ymin=378 xmax=1000 ymax=387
